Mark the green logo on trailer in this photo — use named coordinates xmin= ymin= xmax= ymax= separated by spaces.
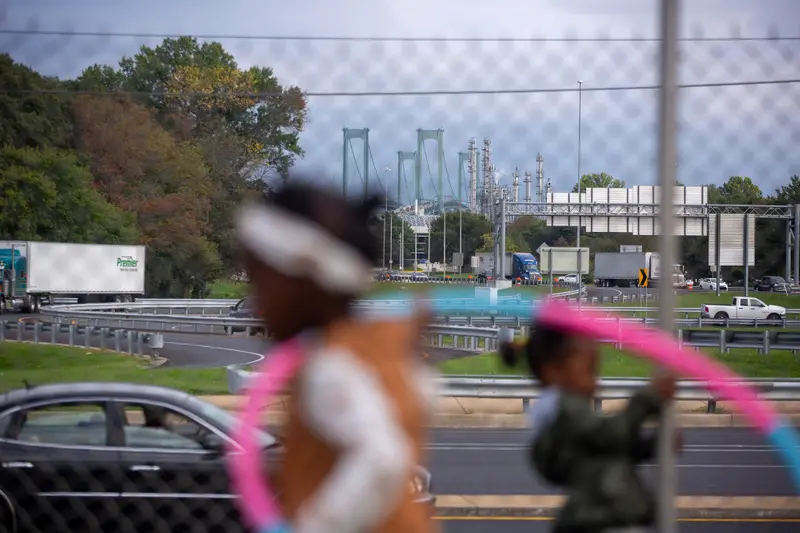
xmin=117 ymin=256 xmax=139 ymax=272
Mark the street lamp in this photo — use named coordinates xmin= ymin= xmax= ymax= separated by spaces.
xmin=576 ymin=80 xmax=584 ymax=307
xmin=381 ymin=167 xmax=391 ymax=269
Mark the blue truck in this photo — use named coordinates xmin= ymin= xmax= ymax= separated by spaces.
xmin=474 ymin=252 xmax=543 ymax=283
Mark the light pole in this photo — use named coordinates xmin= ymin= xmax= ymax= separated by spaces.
xmin=442 ymin=199 xmax=447 ymax=273
xmin=576 ymin=80 xmax=584 ymax=306
xmin=381 ymin=167 xmax=391 ymax=269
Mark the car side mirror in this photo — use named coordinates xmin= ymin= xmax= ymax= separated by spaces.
xmin=229 ymin=305 xmax=236 ymax=311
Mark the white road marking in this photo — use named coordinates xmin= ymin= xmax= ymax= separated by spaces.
xmin=164 ymin=342 xmax=265 ymax=365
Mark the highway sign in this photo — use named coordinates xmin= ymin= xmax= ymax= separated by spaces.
xmin=638 ymin=268 xmax=649 ymax=288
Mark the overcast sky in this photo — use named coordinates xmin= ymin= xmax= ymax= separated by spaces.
xmin=1 ymin=0 xmax=798 ymax=202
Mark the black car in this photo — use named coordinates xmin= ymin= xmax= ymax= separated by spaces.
xmin=754 ymin=276 xmax=790 ymax=293
xmin=226 ymin=297 xmax=265 ymax=336
xmin=0 ymin=382 xmax=434 ymax=533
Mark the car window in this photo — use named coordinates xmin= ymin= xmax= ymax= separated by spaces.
xmin=3 ymin=402 xmax=108 ymax=447
xmin=738 ymin=298 xmax=748 ymax=307
xmin=234 ymin=298 xmax=247 ymax=311
xmin=118 ymin=402 xmax=214 ymax=450
xmin=752 ymin=299 xmax=765 ymax=308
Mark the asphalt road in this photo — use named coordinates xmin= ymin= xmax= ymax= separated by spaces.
xmin=426 ymin=428 xmax=796 ymax=497
xmin=5 ymin=321 xmax=477 ymax=368
xmin=438 ymin=519 xmax=798 ymax=533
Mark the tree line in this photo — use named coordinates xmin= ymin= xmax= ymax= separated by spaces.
xmin=0 ymin=38 xmax=306 ymax=296
xmin=1 ymin=40 xmax=797 ymax=292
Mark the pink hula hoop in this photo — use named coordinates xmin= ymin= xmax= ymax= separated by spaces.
xmin=227 ymin=299 xmax=800 ymax=531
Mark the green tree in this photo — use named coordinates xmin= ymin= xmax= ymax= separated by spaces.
xmin=0 ymin=54 xmax=73 ymax=149
xmin=708 ymin=176 xmax=763 ymax=204
xmin=428 ymin=211 xmax=493 ymax=264
xmin=474 ymin=232 xmax=518 ymax=254
xmin=0 ymin=146 xmax=138 ymax=243
xmin=572 ymin=172 xmax=625 ymax=193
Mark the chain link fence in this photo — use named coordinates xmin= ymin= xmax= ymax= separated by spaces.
xmin=1 ymin=3 xmax=799 ymax=533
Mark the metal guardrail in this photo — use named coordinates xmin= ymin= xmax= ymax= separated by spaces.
xmin=224 ymin=366 xmax=800 ymax=414
xmin=5 ymin=318 xmax=800 ymax=358
xmin=36 ymin=303 xmax=800 ymax=332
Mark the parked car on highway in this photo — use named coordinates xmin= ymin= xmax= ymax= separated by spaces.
xmin=698 ymin=278 xmax=728 ymax=291
xmin=226 ymin=297 xmax=265 ymax=335
xmin=700 ymin=296 xmax=786 ymax=320
xmin=754 ymin=276 xmax=790 ymax=292
xmin=0 ymin=382 xmax=434 ymax=533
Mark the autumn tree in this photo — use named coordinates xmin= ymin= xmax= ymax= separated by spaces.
xmin=74 ymin=37 xmax=308 ymax=275
xmin=72 ymin=94 xmax=220 ymax=296
xmin=0 ymin=146 xmax=138 ymax=243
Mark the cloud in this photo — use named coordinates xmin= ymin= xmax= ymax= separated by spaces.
xmin=1 ymin=0 xmax=798 ymax=201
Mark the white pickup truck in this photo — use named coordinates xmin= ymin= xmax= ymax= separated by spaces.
xmin=701 ymin=296 xmax=786 ymax=320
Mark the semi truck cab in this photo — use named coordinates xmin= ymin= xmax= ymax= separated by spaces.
xmin=511 ymin=253 xmax=542 ymax=284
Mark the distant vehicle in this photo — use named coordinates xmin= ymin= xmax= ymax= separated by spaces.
xmin=410 ymin=272 xmax=429 ymax=282
xmin=754 ymin=276 xmax=790 ymax=293
xmin=560 ymin=274 xmax=579 ymax=285
xmin=698 ymin=278 xmax=728 ymax=291
xmin=700 ymin=296 xmax=785 ymax=320
xmin=0 ymin=382 xmax=435 ymax=533
xmin=0 ymin=241 xmax=146 ymax=313
xmin=594 ymin=251 xmax=686 ymax=288
xmin=226 ymin=297 xmax=265 ymax=335
xmin=473 ymin=252 xmax=543 ymax=284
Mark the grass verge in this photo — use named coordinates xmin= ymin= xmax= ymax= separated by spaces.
xmin=438 ymin=345 xmax=800 ymax=378
xmin=0 ymin=343 xmax=229 ymax=395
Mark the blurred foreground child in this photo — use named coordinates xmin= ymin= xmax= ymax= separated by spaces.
xmin=499 ymin=324 xmax=679 ymax=533
xmin=236 ymin=182 xmax=437 ymax=533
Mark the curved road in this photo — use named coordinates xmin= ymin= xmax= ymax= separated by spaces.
xmin=7 ymin=323 xmax=479 ymax=368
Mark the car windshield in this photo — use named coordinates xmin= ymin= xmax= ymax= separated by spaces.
xmin=191 ymin=397 xmax=278 ymax=449
xmin=524 ymin=264 xmax=538 ymax=272
xmin=774 ymin=277 xmax=787 ymax=283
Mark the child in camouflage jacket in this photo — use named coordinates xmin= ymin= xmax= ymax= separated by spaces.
xmin=498 ymin=324 xmax=679 ymax=533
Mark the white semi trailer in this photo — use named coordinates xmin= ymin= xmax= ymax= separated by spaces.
xmin=594 ymin=251 xmax=686 ymax=288
xmin=0 ymin=241 xmax=146 ymax=313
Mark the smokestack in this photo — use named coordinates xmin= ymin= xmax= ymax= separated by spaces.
xmin=536 ymin=153 xmax=544 ymax=203
xmin=481 ymin=138 xmax=492 ymax=216
xmin=523 ymin=171 xmax=532 ymax=213
xmin=512 ymin=168 xmax=520 ymax=203
xmin=468 ymin=138 xmax=477 ymax=212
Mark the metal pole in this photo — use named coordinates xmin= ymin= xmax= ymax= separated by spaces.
xmin=459 ymin=206 xmax=463 ymax=276
xmin=443 ymin=203 xmax=447 ymax=271
xmin=389 ymin=213 xmax=394 ymax=270
xmin=10 ymin=244 xmax=16 ymax=298
xmin=655 ymin=1 xmax=681 ymax=532
xmin=785 ymin=220 xmax=792 ymax=284
xmin=383 ymin=194 xmax=388 ymax=269
xmin=401 ymin=222 xmax=405 ymax=270
xmin=548 ymin=248 xmax=553 ymax=297
xmin=499 ymin=195 xmax=507 ymax=281
xmin=715 ymin=213 xmax=721 ymax=297
xmin=794 ymin=204 xmax=800 ymax=284
xmin=576 ymin=80 xmax=583 ymax=273
xmin=743 ymin=214 xmax=749 ymax=297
